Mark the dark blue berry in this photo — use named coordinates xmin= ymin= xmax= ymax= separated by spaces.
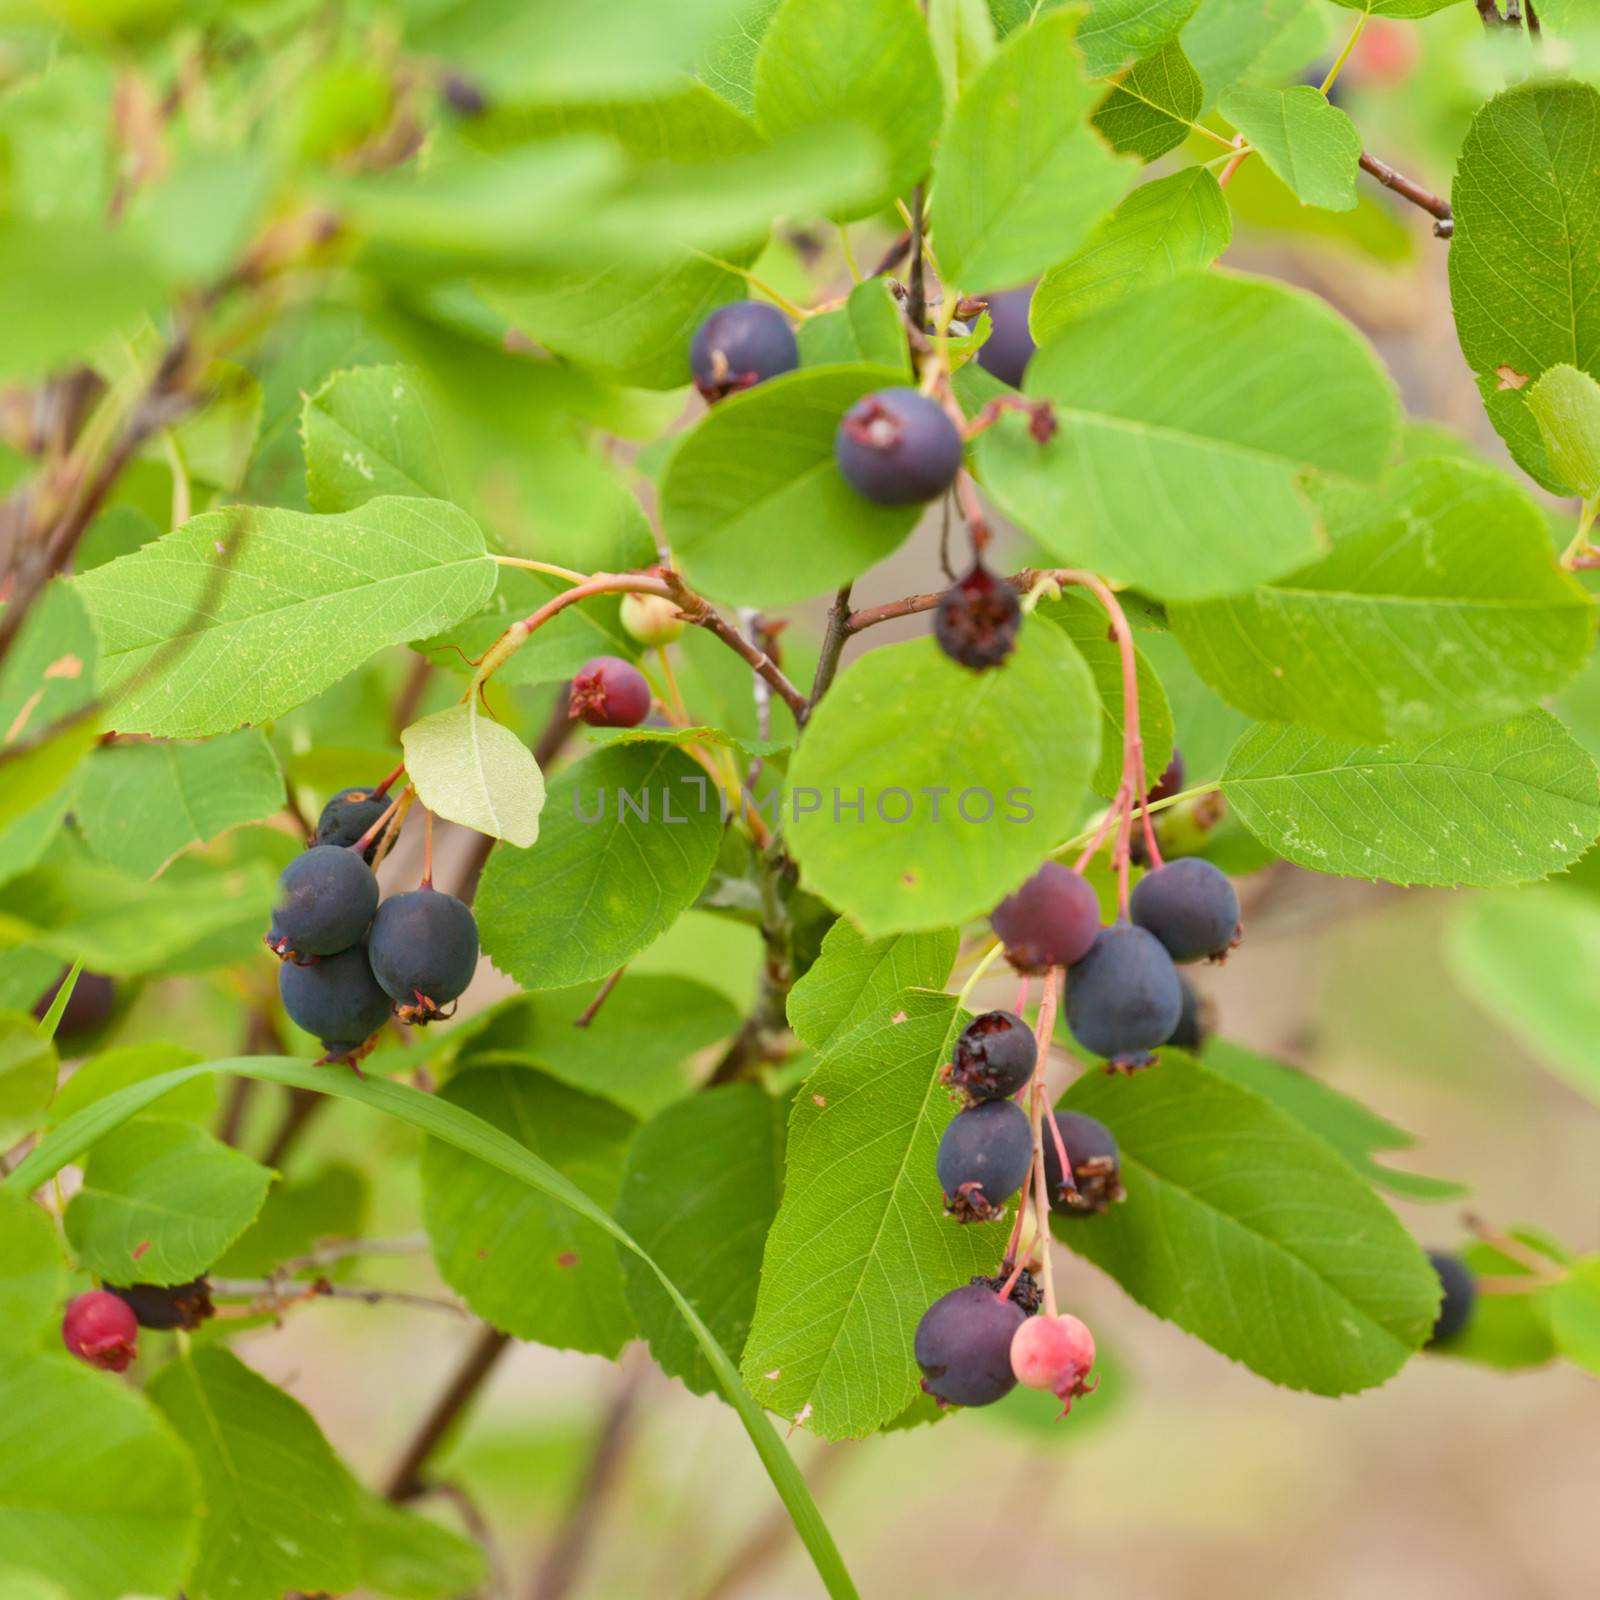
xmin=949 ymin=1009 xmax=1036 ymax=1101
xmin=933 ymin=562 xmax=1021 ymax=670
xmin=1147 ymin=747 xmax=1185 ymax=804
xmin=1130 ymin=858 xmax=1241 ymax=963
xmin=915 ymin=1283 xmax=1025 ymax=1407
xmin=1064 ymin=922 xmax=1182 ymax=1071
xmin=835 ymin=387 xmax=963 ymax=506
xmin=570 ymin=655 xmax=651 ymax=728
xmin=975 ymin=286 xmax=1036 ymax=388
xmin=1166 ymin=974 xmax=1209 ymax=1052
xmin=106 ymin=1278 xmax=214 ymax=1331
xmin=991 ymin=861 xmax=1100 ymax=972
xmin=1041 ymin=1110 xmax=1122 ymax=1214
xmin=691 ymin=301 xmax=798 ymax=402
xmin=266 ymin=845 xmax=378 ymax=962
xmin=368 ymin=887 xmax=479 ymax=1022
xmin=279 ymin=940 xmax=392 ymax=1055
xmin=315 ymin=786 xmax=392 ymax=863
xmin=1426 ymin=1251 xmax=1477 ymax=1346
xmin=936 ymin=1098 xmax=1033 ymax=1222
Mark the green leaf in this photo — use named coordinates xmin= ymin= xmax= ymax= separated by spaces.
xmin=0 ymin=1350 xmax=198 ymax=1600
xmin=742 ymin=991 xmax=1002 ymax=1436
xmin=4 ymin=1058 xmax=860 ymax=1600
xmin=977 ymin=271 xmax=1399 ymax=601
xmin=1222 ymin=713 xmax=1600 ymax=888
xmin=421 ymin=1065 xmax=636 ymax=1354
xmin=617 ymin=1084 xmax=783 ymax=1394
xmin=172 ymin=361 xmax=263 ymax=494
xmin=1526 ymin=363 xmax=1600 ymax=503
xmin=1449 ymin=81 xmax=1600 ymax=494
xmin=1169 ymin=460 xmax=1596 ymax=742
xmin=301 ymin=364 xmax=451 ymax=512
xmin=787 ymin=918 xmax=958 ymax=1054
xmin=478 ymin=743 xmax=724 ymax=989
xmin=1448 ymin=888 xmax=1600 ymax=1107
xmin=698 ymin=0 xmax=782 ymax=113
xmin=786 ymin=628 xmax=1100 ymax=936
xmin=402 ymin=701 xmax=545 ymax=849
xmin=74 ymin=730 xmax=285 ymax=879
xmin=1542 ymin=1258 xmax=1600 ymax=1374
xmin=1091 ymin=40 xmax=1203 ymax=162
xmin=72 ymin=497 xmax=497 ymax=738
xmin=0 ymin=1191 xmax=63 ymax=1351
xmin=753 ymin=0 xmax=942 ymax=222
xmin=1030 ymin=167 xmax=1230 ymax=340
xmin=1055 ymin=1056 xmax=1438 ymax=1393
xmin=797 ymin=278 xmax=911 ymax=373
xmin=931 ymin=11 xmax=1132 ymax=292
xmin=1200 ymin=1040 xmax=1463 ymax=1202
xmin=928 ymin=0 xmax=996 ymax=101
xmin=214 ymin=1163 xmax=367 ymax=1280
xmin=65 ymin=1119 xmax=274 ymax=1286
xmin=661 ymin=363 xmax=925 ymax=606
xmin=351 ymin=1488 xmax=488 ymax=1600
xmin=1180 ymin=0 xmax=1317 ymax=108
xmin=47 ymin=1043 xmax=211 ymax=1128
xmin=1219 ymin=85 xmax=1360 ymax=211
xmin=149 ymin=1347 xmax=360 ymax=1600
xmin=0 ymin=1013 xmax=57 ymax=1146
xmin=1076 ymin=0 xmax=1198 ymax=75
xmin=1327 ymin=0 xmax=1460 ymax=13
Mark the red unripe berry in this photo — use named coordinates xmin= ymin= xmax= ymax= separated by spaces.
xmin=569 ymin=656 xmax=651 ymax=728
xmin=62 ymin=1290 xmax=139 ymax=1372
xmin=991 ymin=861 xmax=1100 ymax=972
xmin=1010 ymin=1312 xmax=1096 ymax=1414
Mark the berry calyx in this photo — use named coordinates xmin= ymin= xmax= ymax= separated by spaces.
xmin=936 ymin=1098 xmax=1034 ymax=1222
xmin=914 ymin=1283 xmax=1026 ymax=1407
xmin=835 ymin=387 xmax=964 ymax=506
xmin=933 ymin=561 xmax=1021 ymax=671
xmin=569 ymin=655 xmax=651 ymax=728
xmin=619 ymin=592 xmax=685 ymax=647
xmin=991 ymin=861 xmax=1100 ymax=972
xmin=62 ymin=1290 xmax=139 ymax=1372
xmin=947 ymin=1009 xmax=1037 ymax=1101
xmin=315 ymin=785 xmax=393 ymax=863
xmin=971 ymin=1268 xmax=1043 ymax=1315
xmin=975 ymin=286 xmax=1037 ymax=389
xmin=367 ymin=886 xmax=479 ymax=1023
xmin=690 ymin=300 xmax=798 ymax=402
xmin=1010 ymin=1312 xmax=1096 ymax=1414
xmin=1166 ymin=974 xmax=1210 ymax=1053
xmin=265 ymin=844 xmax=379 ymax=962
xmin=1426 ymin=1250 xmax=1477 ymax=1346
xmin=1129 ymin=858 xmax=1241 ymax=964
xmin=279 ymin=940 xmax=392 ymax=1058
xmin=106 ymin=1278 xmax=216 ymax=1331
xmin=1063 ymin=921 xmax=1182 ymax=1071
xmin=1041 ymin=1110 xmax=1123 ymax=1214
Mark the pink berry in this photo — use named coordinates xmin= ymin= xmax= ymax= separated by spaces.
xmin=1010 ymin=1312 xmax=1096 ymax=1414
xmin=62 ymin=1290 xmax=139 ymax=1373
xmin=569 ymin=656 xmax=652 ymax=728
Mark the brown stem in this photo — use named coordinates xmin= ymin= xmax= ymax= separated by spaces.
xmin=804 ymin=584 xmax=854 ymax=720
xmin=391 ymin=652 xmax=435 ymax=739
xmin=574 ymin=967 xmax=624 ymax=1028
xmin=870 ymin=230 xmax=912 ymax=278
xmin=1476 ymin=0 xmax=1504 ymax=26
xmin=662 ymin=574 xmax=807 ymax=721
xmin=384 ymin=1324 xmax=512 ymax=1502
xmin=1359 ymin=151 xmax=1454 ymax=238
xmin=907 ymin=183 xmax=927 ymax=332
xmin=261 ymin=1086 xmax=326 ymax=1169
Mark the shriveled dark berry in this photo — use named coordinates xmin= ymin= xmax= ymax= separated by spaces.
xmin=971 ymin=1268 xmax=1042 ymax=1315
xmin=33 ymin=969 xmax=116 ymax=1038
xmin=948 ymin=1009 xmax=1036 ymax=1101
xmin=936 ymin=1098 xmax=1033 ymax=1223
xmin=1148 ymin=747 xmax=1185 ymax=805
xmin=106 ymin=1278 xmax=215 ymax=1331
xmin=279 ymin=940 xmax=391 ymax=1056
xmin=569 ymin=655 xmax=651 ymax=728
xmin=690 ymin=301 xmax=798 ymax=402
xmin=1426 ymin=1251 xmax=1477 ymax=1346
xmin=266 ymin=845 xmax=378 ymax=962
xmin=1064 ymin=922 xmax=1182 ymax=1071
xmin=367 ymin=886 xmax=479 ymax=1023
xmin=975 ymin=286 xmax=1036 ymax=389
xmin=1166 ymin=974 xmax=1210 ymax=1052
xmin=1042 ymin=1110 xmax=1123 ymax=1214
xmin=1130 ymin=858 xmax=1241 ymax=963
xmin=62 ymin=1290 xmax=139 ymax=1371
xmin=933 ymin=562 xmax=1021 ymax=670
xmin=835 ymin=387 xmax=963 ymax=506
xmin=314 ymin=785 xmax=392 ymax=863
xmin=914 ymin=1282 xmax=1025 ymax=1407
xmin=991 ymin=861 xmax=1100 ymax=972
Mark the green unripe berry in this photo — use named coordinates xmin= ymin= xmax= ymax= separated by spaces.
xmin=620 ymin=593 xmax=684 ymax=647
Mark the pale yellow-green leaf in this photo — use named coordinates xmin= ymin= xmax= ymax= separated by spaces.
xmin=402 ymin=702 xmax=546 ymax=849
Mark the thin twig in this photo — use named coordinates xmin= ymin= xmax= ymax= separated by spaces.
xmin=1359 ymin=150 xmax=1454 ymax=238
xmin=209 ymin=1276 xmax=468 ymax=1318
xmin=804 ymin=584 xmax=854 ymax=719
xmin=906 ymin=183 xmax=927 ymax=332
xmin=385 ymin=1324 xmax=512 ymax=1502
xmin=574 ymin=967 xmax=625 ymax=1029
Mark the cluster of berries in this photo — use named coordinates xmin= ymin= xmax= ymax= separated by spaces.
xmin=61 ymin=1277 xmax=213 ymax=1372
xmin=266 ymin=786 xmax=478 ymax=1061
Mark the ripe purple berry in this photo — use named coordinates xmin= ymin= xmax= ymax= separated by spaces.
xmin=1166 ymin=974 xmax=1209 ymax=1052
xmin=367 ymin=886 xmax=479 ymax=1023
xmin=1064 ymin=922 xmax=1182 ymax=1071
xmin=105 ymin=1278 xmax=214 ymax=1331
xmin=690 ymin=301 xmax=798 ymax=402
xmin=570 ymin=656 xmax=651 ymax=729
xmin=975 ymin=286 xmax=1037 ymax=389
xmin=835 ymin=387 xmax=964 ymax=506
xmin=1147 ymin=747 xmax=1185 ymax=805
xmin=1041 ymin=1110 xmax=1123 ymax=1214
xmin=991 ymin=861 xmax=1100 ymax=972
xmin=948 ymin=1009 xmax=1037 ymax=1101
xmin=1426 ymin=1251 xmax=1477 ymax=1346
xmin=933 ymin=562 xmax=1021 ymax=670
xmin=266 ymin=845 xmax=379 ymax=962
xmin=62 ymin=1290 xmax=139 ymax=1371
xmin=315 ymin=785 xmax=392 ymax=863
xmin=914 ymin=1282 xmax=1026 ymax=1407
xmin=279 ymin=940 xmax=392 ymax=1057
xmin=1130 ymin=858 xmax=1241 ymax=963
xmin=936 ymin=1098 xmax=1034 ymax=1222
